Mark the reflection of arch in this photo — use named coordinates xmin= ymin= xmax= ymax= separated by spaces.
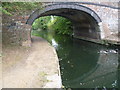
xmin=63 ymin=64 xmax=100 ymax=84
xmin=63 ymin=49 xmax=118 ymax=88
xmin=27 ymin=3 xmax=102 ymax=40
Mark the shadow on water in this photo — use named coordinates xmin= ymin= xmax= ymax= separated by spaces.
xmin=32 ymin=30 xmax=119 ymax=89
xmin=118 ymin=47 xmax=120 ymax=90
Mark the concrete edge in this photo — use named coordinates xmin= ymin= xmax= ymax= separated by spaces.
xmin=43 ymin=42 xmax=62 ymax=88
xmin=74 ymin=35 xmax=120 ymax=46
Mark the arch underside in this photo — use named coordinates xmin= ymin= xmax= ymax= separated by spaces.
xmin=27 ymin=4 xmax=102 ymax=40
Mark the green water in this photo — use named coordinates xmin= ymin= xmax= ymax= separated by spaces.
xmin=32 ymin=30 xmax=119 ymax=89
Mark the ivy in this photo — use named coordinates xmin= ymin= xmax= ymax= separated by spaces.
xmin=1 ymin=2 xmax=42 ymax=15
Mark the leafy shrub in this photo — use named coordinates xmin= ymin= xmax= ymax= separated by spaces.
xmin=1 ymin=2 xmax=42 ymax=15
xmin=32 ymin=16 xmax=73 ymax=36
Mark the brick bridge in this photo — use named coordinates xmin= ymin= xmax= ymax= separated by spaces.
xmin=25 ymin=2 xmax=119 ymax=45
xmin=5 ymin=2 xmax=119 ymax=46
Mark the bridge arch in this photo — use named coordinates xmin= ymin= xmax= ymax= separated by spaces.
xmin=26 ymin=3 xmax=102 ymax=40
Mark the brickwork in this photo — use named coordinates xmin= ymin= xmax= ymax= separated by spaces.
xmin=2 ymin=2 xmax=119 ymax=46
xmin=81 ymin=3 xmax=118 ymax=36
xmin=2 ymin=14 xmax=31 ymax=46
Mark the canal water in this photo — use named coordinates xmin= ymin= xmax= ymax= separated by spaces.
xmin=32 ymin=30 xmax=119 ymax=89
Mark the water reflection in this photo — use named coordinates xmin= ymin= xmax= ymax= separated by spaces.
xmin=52 ymin=39 xmax=58 ymax=48
xmin=32 ymin=30 xmax=119 ymax=88
xmin=55 ymin=36 xmax=118 ymax=88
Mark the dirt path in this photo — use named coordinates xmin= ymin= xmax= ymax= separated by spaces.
xmin=2 ymin=36 xmax=62 ymax=88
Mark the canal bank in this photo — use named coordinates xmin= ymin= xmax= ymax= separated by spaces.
xmin=74 ymin=34 xmax=120 ymax=46
xmin=3 ymin=36 xmax=62 ymax=88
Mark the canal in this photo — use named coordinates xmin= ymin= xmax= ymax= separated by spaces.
xmin=32 ymin=29 xmax=119 ymax=88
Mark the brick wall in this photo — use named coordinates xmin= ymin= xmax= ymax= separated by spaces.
xmin=2 ymin=14 xmax=31 ymax=46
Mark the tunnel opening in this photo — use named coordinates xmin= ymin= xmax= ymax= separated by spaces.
xmin=31 ymin=15 xmax=74 ymax=44
xmin=27 ymin=3 xmax=102 ymax=42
